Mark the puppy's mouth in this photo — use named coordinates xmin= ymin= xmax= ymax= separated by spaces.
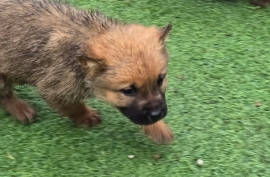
xmin=117 ymin=106 xmax=167 ymax=125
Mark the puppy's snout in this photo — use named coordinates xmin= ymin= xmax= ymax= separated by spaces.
xmin=146 ymin=100 xmax=167 ymax=123
xmin=149 ymin=109 xmax=162 ymax=120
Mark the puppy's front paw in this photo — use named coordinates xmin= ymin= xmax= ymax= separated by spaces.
xmin=142 ymin=120 xmax=173 ymax=144
xmin=2 ymin=96 xmax=36 ymax=124
xmin=72 ymin=108 xmax=102 ymax=128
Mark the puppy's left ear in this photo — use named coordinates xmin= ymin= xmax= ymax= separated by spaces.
xmin=77 ymin=56 xmax=107 ymax=78
xmin=159 ymin=23 xmax=172 ymax=42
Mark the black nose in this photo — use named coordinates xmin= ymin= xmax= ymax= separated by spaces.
xmin=149 ymin=109 xmax=163 ymax=120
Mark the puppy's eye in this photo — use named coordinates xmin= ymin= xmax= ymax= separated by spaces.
xmin=157 ymin=78 xmax=164 ymax=87
xmin=120 ymin=87 xmax=136 ymax=96
xmin=158 ymin=74 xmax=166 ymax=87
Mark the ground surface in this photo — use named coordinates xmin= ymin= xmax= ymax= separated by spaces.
xmin=1 ymin=0 xmax=270 ymax=176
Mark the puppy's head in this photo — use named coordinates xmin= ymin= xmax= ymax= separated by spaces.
xmin=81 ymin=23 xmax=172 ymax=125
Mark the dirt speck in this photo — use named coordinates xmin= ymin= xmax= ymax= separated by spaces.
xmin=153 ymin=154 xmax=161 ymax=160
xmin=256 ymin=102 xmax=261 ymax=107
xmin=128 ymin=155 xmax=135 ymax=159
xmin=7 ymin=153 xmax=14 ymax=160
xmin=178 ymin=75 xmax=185 ymax=80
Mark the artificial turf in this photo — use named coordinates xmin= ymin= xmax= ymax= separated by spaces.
xmin=1 ymin=0 xmax=270 ymax=176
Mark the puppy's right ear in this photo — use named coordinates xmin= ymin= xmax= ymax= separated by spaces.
xmin=159 ymin=23 xmax=172 ymax=42
xmin=77 ymin=56 xmax=107 ymax=77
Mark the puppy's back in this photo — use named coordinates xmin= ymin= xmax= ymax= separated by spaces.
xmin=0 ymin=0 xmax=117 ymax=84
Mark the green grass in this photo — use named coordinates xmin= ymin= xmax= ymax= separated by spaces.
xmin=1 ymin=0 xmax=270 ymax=176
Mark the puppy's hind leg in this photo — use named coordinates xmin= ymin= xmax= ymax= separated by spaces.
xmin=0 ymin=75 xmax=36 ymax=124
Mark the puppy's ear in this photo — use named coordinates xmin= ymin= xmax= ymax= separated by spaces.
xmin=77 ymin=56 xmax=107 ymax=77
xmin=159 ymin=23 xmax=172 ymax=42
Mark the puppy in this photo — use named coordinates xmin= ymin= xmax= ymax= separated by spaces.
xmin=0 ymin=0 xmax=173 ymax=144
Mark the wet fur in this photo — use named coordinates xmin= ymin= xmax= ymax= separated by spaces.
xmin=0 ymin=0 xmax=173 ymax=144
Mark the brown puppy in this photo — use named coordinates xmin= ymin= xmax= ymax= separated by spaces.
xmin=0 ymin=0 xmax=173 ymax=144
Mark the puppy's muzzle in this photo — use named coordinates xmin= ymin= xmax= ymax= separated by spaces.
xmin=117 ymin=99 xmax=168 ymax=125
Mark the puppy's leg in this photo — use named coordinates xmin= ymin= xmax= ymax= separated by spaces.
xmin=62 ymin=103 xmax=102 ymax=128
xmin=0 ymin=76 xmax=36 ymax=124
xmin=142 ymin=120 xmax=173 ymax=144
xmin=45 ymin=98 xmax=102 ymax=128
